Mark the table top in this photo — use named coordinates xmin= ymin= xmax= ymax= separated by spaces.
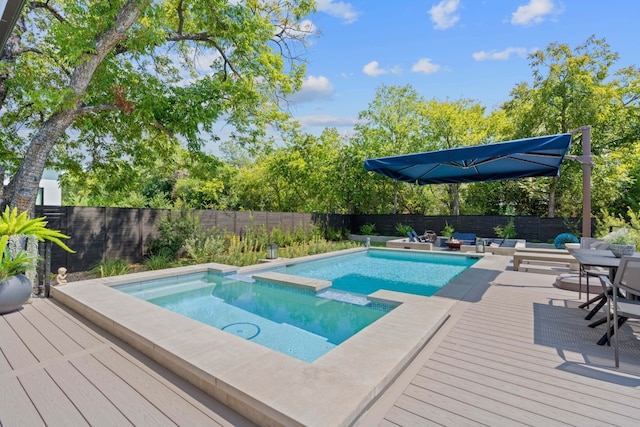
xmin=570 ymin=249 xmax=635 ymax=268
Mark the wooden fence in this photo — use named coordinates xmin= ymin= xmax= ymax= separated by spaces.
xmin=35 ymin=206 xmax=342 ymax=272
xmin=34 ymin=206 xmax=586 ymax=272
xmin=351 ymin=214 xmax=587 ymax=243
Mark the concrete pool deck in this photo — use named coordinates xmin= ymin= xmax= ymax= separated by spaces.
xmin=50 ymin=248 xmax=496 ymax=426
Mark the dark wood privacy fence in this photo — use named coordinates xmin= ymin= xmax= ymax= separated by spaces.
xmin=34 ymin=206 xmax=586 ymax=272
xmin=351 ymin=214 xmax=587 ymax=244
xmin=35 ymin=206 xmax=340 ymax=272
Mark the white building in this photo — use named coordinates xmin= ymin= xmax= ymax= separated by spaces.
xmin=37 ymin=169 xmax=62 ymax=206
xmin=3 ymin=169 xmax=62 ymax=206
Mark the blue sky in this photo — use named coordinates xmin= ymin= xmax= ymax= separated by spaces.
xmin=286 ymin=0 xmax=640 ymax=135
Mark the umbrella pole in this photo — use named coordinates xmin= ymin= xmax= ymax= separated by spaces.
xmin=581 ymin=126 xmax=592 ymax=238
xmin=568 ymin=126 xmax=593 ymax=238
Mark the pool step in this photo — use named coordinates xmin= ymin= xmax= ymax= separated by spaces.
xmin=224 ymin=273 xmax=255 ymax=283
xmin=252 ymin=272 xmax=331 ymax=292
xmin=317 ymin=289 xmax=370 ymax=306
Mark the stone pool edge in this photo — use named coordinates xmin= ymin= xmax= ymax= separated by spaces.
xmin=51 ymin=249 xmax=493 ymax=426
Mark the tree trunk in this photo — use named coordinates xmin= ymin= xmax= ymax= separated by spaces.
xmin=4 ymin=110 xmax=79 ymax=215
xmin=393 ymin=181 xmax=398 ymax=214
xmin=548 ymin=176 xmax=559 ymax=218
xmin=448 ymin=183 xmax=460 ymax=215
xmin=2 ymin=1 xmax=147 ymax=216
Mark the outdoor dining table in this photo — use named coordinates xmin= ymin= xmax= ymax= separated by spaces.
xmin=569 ymin=249 xmax=640 ymax=345
xmin=570 ymin=249 xmax=621 ymax=316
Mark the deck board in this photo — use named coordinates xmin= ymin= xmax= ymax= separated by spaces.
xmin=366 ymin=269 xmax=640 ymax=427
xmin=413 ymin=369 xmax=568 ymax=426
xmin=427 ymin=353 xmax=640 ymax=422
xmin=19 ymin=368 xmax=90 ymax=427
xmin=33 ymin=298 xmax=105 ymax=349
xmin=0 ymin=311 xmax=39 ymax=369
xmin=70 ymin=351 xmax=178 ymax=426
xmin=92 ymin=347 xmax=226 ymax=426
xmin=0 ymin=376 xmax=45 ymax=426
xmin=21 ymin=302 xmax=86 ymax=354
xmin=45 ymin=360 xmax=133 ymax=426
xmin=4 ymin=261 xmax=640 ymax=427
xmin=3 ymin=307 xmax=63 ymax=362
xmin=399 ymin=386 xmax=506 ymax=426
xmin=0 ymin=299 xmax=254 ymax=427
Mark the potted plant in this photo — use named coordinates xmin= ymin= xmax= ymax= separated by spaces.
xmin=440 ymin=222 xmax=455 ymax=247
xmin=605 ymin=229 xmax=638 ymax=258
xmin=0 ymin=206 xmax=74 ymax=252
xmin=0 ymin=206 xmax=74 ymax=311
xmin=0 ymin=235 xmax=38 ymax=314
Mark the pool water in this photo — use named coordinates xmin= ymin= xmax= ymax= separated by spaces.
xmin=115 ymin=272 xmax=391 ymax=362
xmin=274 ymin=249 xmax=477 ymax=297
xmin=114 ymin=249 xmax=477 ymax=362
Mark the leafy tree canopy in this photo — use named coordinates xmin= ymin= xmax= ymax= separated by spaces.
xmin=1 ymin=0 xmax=316 ymax=214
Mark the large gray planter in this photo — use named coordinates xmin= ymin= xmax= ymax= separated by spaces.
xmin=0 ymin=274 xmax=32 ymax=314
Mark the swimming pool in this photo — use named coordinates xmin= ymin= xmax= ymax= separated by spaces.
xmin=115 ymin=272 xmax=393 ymax=362
xmin=268 ymin=249 xmax=478 ymax=296
xmin=114 ymin=249 xmax=477 ymax=361
xmin=52 ymin=248 xmax=493 ymax=426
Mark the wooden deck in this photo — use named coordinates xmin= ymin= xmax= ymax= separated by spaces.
xmin=358 ymin=270 xmax=640 ymax=426
xmin=0 ymin=298 xmax=254 ymax=427
xmin=3 ymin=265 xmax=640 ymax=426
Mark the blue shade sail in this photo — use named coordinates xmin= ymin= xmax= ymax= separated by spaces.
xmin=363 ymin=134 xmax=572 ymax=185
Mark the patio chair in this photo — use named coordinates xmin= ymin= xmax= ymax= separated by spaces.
xmin=580 ymin=237 xmax=610 ymax=250
xmin=410 ymin=230 xmax=428 ymax=243
xmin=487 ymin=237 xmax=506 ymax=248
xmin=597 ymin=256 xmax=640 ymax=367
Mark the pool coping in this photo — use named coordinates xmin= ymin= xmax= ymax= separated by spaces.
xmin=51 ymin=247 xmax=495 ymax=427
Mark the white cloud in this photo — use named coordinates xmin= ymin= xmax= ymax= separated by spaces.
xmin=295 ymin=114 xmax=361 ymax=128
xmin=362 ymin=61 xmax=402 ymax=77
xmin=472 ymin=47 xmax=529 ymax=61
xmin=287 ymin=75 xmax=334 ymax=103
xmin=363 ymin=61 xmax=387 ymax=76
xmin=511 ymin=0 xmax=555 ymax=26
xmin=429 ymin=0 xmax=460 ymax=30
xmin=411 ymin=58 xmax=441 ymax=74
xmin=316 ymin=0 xmax=359 ymax=24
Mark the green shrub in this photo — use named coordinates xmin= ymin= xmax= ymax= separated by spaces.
xmin=146 ymin=208 xmax=200 ymax=258
xmin=143 ymin=253 xmax=174 ymax=271
xmin=595 ymin=207 xmax=640 ymax=238
xmin=90 ymin=258 xmax=131 ymax=277
xmin=359 ymin=223 xmax=376 ymax=235
xmin=493 ymin=217 xmax=516 ymax=238
xmin=324 ymin=227 xmax=348 ymax=241
xmin=278 ymin=239 xmax=360 ymax=258
xmin=395 ymin=223 xmax=413 ymax=237
xmin=183 ymin=229 xmax=226 ymax=263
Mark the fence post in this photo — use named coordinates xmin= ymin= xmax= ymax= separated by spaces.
xmin=44 ymin=241 xmax=51 ymax=298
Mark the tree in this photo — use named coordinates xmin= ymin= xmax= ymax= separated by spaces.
xmin=502 ymin=36 xmax=639 ymax=218
xmin=230 ymin=128 xmax=347 ymax=213
xmin=354 ymin=84 xmax=431 ymax=213
xmin=0 ymin=0 xmax=315 ymax=215
xmin=421 ymin=98 xmax=496 ymax=215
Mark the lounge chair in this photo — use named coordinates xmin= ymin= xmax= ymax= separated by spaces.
xmin=487 ymin=237 xmax=506 ymax=248
xmin=409 ymin=230 xmax=428 ymax=243
xmin=596 ymin=256 xmax=640 ymax=367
